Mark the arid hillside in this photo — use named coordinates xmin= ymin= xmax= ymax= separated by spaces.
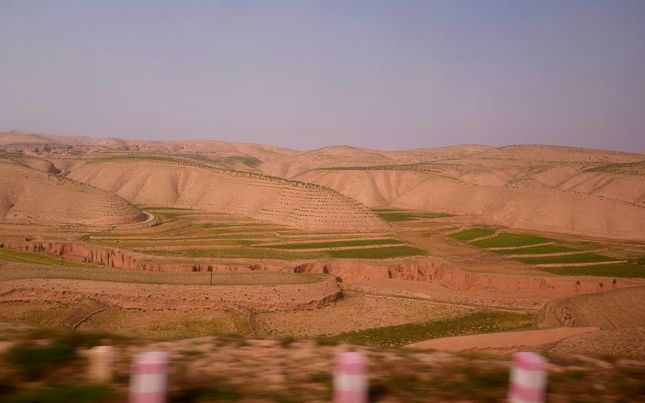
xmin=62 ymin=156 xmax=387 ymax=232
xmin=2 ymin=132 xmax=644 ymax=239
xmin=0 ymin=157 xmax=143 ymax=225
xmin=291 ymin=145 xmax=645 ymax=240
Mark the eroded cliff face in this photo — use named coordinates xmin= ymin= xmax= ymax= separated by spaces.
xmin=292 ymin=258 xmax=645 ymax=300
xmin=2 ymin=241 xmax=644 ymax=303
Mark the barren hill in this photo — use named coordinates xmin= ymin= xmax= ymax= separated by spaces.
xmin=0 ymin=158 xmax=143 ymax=225
xmin=293 ymin=145 xmax=645 ymax=240
xmin=2 ymin=133 xmax=644 ymax=239
xmin=64 ymin=156 xmax=387 ymax=232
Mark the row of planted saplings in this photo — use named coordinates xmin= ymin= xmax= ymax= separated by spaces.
xmin=85 ymin=346 xmax=548 ymax=402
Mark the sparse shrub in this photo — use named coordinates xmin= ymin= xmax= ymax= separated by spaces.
xmin=6 ymin=339 xmax=78 ymax=380
xmin=315 ymin=337 xmax=338 ymax=346
xmin=169 ymin=377 xmax=241 ymax=403
xmin=2 ymin=384 xmax=114 ymax=403
xmin=279 ymin=336 xmax=296 ymax=348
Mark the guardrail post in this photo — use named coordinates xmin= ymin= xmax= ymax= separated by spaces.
xmin=508 ymin=351 xmax=548 ymax=403
xmin=334 ymin=352 xmax=368 ymax=403
xmin=129 ymin=351 xmax=168 ymax=403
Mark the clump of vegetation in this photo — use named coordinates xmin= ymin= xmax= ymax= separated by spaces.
xmin=3 ymin=331 xmax=112 ymax=381
xmin=320 ymin=311 xmax=533 ymax=347
xmin=1 ymin=384 xmax=115 ymax=403
xmin=7 ymin=339 xmax=78 ymax=380
xmin=371 ymin=365 xmax=510 ymax=403
xmin=279 ymin=336 xmax=297 ymax=348
xmin=169 ymin=377 xmax=242 ymax=402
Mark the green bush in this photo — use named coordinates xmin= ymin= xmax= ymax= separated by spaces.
xmin=3 ymin=384 xmax=114 ymax=403
xmin=6 ymin=339 xmax=78 ymax=380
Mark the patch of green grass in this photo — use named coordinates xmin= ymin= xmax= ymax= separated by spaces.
xmin=0 ymin=249 xmax=94 ymax=268
xmin=516 ymin=253 xmax=617 ymax=265
xmin=541 ymin=262 xmax=645 ymax=278
xmin=2 ymin=384 xmax=115 ymax=403
xmin=471 ymin=233 xmax=551 ymax=248
xmin=494 ymin=244 xmax=576 ymax=255
xmin=215 ymin=155 xmax=261 ymax=167
xmin=6 ymin=339 xmax=78 ymax=380
xmin=145 ymin=247 xmax=326 ymax=260
xmin=375 ymin=211 xmax=452 ymax=222
xmin=374 ymin=366 xmax=510 ymax=402
xmin=321 ymin=311 xmax=533 ymax=347
xmin=0 ymin=262 xmax=323 ymax=285
xmin=267 ymin=238 xmax=402 ymax=249
xmin=449 ymin=228 xmax=496 ymax=241
xmin=328 ymin=246 xmax=426 ymax=259
xmin=92 ymin=238 xmax=253 ymax=249
xmin=147 ymin=245 xmax=426 ymax=259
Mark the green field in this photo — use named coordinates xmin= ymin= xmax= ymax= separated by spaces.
xmin=0 ymin=249 xmax=96 ymax=268
xmin=541 ymin=262 xmax=645 ymax=278
xmin=145 ymin=247 xmax=326 ymax=260
xmin=375 ymin=210 xmax=452 ymax=222
xmin=328 ymin=246 xmax=426 ymax=259
xmin=214 ymin=155 xmax=261 ymax=167
xmin=321 ymin=311 xmax=533 ymax=347
xmin=0 ymin=261 xmax=324 ymax=285
xmin=494 ymin=244 xmax=576 ymax=255
xmin=83 ymin=208 xmax=425 ymax=260
xmin=516 ymin=253 xmax=617 ymax=265
xmin=449 ymin=228 xmax=496 ymax=241
xmin=471 ymin=233 xmax=551 ymax=248
xmin=266 ymin=238 xmax=402 ymax=249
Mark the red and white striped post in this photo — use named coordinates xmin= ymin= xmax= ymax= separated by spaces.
xmin=334 ymin=352 xmax=368 ymax=403
xmin=508 ymin=351 xmax=548 ymax=403
xmin=129 ymin=351 xmax=168 ymax=403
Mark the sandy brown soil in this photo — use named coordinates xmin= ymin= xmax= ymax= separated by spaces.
xmin=64 ymin=159 xmax=387 ymax=232
xmin=540 ymin=286 xmax=645 ymax=329
xmin=0 ymin=159 xmax=143 ymax=225
xmin=255 ymin=291 xmax=472 ymax=337
xmin=549 ymin=327 xmax=645 ymax=358
xmin=0 ymin=277 xmax=341 ymax=312
xmin=1 ymin=132 xmax=644 ymax=360
xmin=406 ymin=327 xmax=599 ymax=353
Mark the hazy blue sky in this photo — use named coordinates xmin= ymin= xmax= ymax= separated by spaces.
xmin=1 ymin=1 xmax=644 ymax=151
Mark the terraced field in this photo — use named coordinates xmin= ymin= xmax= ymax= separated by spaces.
xmin=448 ymin=227 xmax=496 ymax=241
xmin=84 ymin=208 xmax=426 ymax=260
xmin=319 ymin=311 xmax=533 ymax=347
xmin=449 ymin=228 xmax=645 ymax=278
xmin=0 ymin=260 xmax=322 ymax=286
xmin=374 ymin=209 xmax=452 ymax=222
xmin=471 ymin=233 xmax=551 ymax=248
xmin=0 ymin=249 xmax=97 ymax=268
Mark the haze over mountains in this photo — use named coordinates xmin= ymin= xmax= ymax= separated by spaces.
xmin=1 ymin=131 xmax=644 ymax=240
